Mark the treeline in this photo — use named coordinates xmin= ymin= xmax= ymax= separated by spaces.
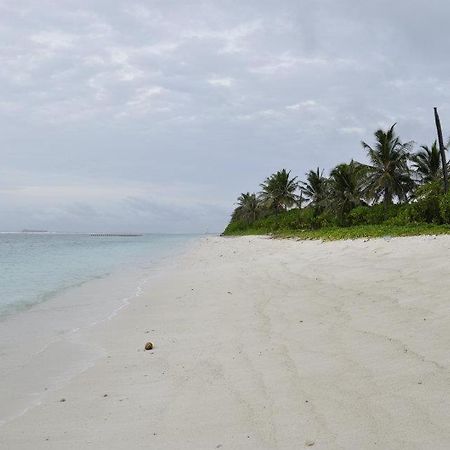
xmin=224 ymin=123 xmax=450 ymax=235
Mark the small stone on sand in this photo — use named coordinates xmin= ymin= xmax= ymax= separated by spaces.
xmin=145 ymin=342 xmax=154 ymax=350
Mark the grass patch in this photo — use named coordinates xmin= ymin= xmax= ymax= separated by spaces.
xmin=224 ymin=223 xmax=450 ymax=241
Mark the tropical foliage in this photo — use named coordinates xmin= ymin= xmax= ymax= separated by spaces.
xmin=411 ymin=142 xmax=442 ymax=184
xmin=300 ymin=167 xmax=327 ymax=212
xmin=259 ymin=169 xmax=298 ymax=213
xmin=362 ymin=124 xmax=413 ymax=207
xmin=329 ymin=161 xmax=366 ymax=222
xmin=224 ymin=122 xmax=450 ymax=237
xmin=231 ymin=192 xmax=260 ymax=224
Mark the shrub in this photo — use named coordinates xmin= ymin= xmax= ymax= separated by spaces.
xmin=267 ymin=207 xmax=318 ymax=230
xmin=315 ymin=210 xmax=338 ymax=228
xmin=223 ymin=207 xmax=333 ymax=234
xmin=348 ymin=204 xmax=401 ymax=226
xmin=408 ymin=181 xmax=443 ymax=224
xmin=223 ymin=220 xmax=251 ymax=234
xmin=439 ymin=192 xmax=450 ymax=224
xmin=385 ymin=206 xmax=413 ymax=226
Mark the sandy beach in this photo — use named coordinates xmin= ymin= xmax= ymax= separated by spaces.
xmin=2 ymin=235 xmax=450 ymax=449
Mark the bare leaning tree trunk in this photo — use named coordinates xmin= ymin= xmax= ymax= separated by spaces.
xmin=434 ymin=107 xmax=448 ymax=193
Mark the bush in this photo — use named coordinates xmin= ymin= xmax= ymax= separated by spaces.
xmin=267 ymin=207 xmax=338 ymax=230
xmin=408 ymin=182 xmax=443 ymax=224
xmin=315 ymin=210 xmax=338 ymax=228
xmin=348 ymin=204 xmax=401 ymax=226
xmin=384 ymin=206 xmax=413 ymax=226
xmin=439 ymin=192 xmax=450 ymax=224
xmin=222 ymin=220 xmax=251 ymax=234
xmin=262 ymin=207 xmax=318 ymax=231
xmin=223 ymin=207 xmax=333 ymax=235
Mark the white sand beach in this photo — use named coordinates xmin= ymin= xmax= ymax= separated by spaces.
xmin=2 ymin=235 xmax=450 ymax=449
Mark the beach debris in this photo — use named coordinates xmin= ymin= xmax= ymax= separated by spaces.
xmin=59 ymin=398 xmax=66 ymax=403
xmin=305 ymin=440 xmax=315 ymax=446
xmin=145 ymin=342 xmax=154 ymax=350
xmin=103 ymin=394 xmax=108 ymax=397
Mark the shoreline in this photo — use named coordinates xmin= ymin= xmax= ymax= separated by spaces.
xmin=2 ymin=235 xmax=450 ymax=449
xmin=0 ymin=236 xmax=199 ymax=427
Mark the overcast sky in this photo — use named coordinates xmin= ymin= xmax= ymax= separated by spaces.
xmin=1 ymin=0 xmax=449 ymax=233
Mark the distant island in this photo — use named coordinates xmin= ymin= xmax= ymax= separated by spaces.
xmin=224 ymin=119 xmax=450 ymax=240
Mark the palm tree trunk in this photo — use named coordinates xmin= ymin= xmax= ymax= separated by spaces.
xmin=383 ymin=195 xmax=388 ymax=218
xmin=383 ymin=187 xmax=392 ymax=218
xmin=434 ymin=107 xmax=448 ymax=193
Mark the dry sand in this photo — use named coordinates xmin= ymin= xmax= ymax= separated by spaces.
xmin=2 ymin=235 xmax=450 ymax=449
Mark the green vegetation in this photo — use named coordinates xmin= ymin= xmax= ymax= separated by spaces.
xmin=224 ymin=123 xmax=450 ymax=240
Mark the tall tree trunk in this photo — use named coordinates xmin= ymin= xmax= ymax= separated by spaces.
xmin=383 ymin=187 xmax=390 ymax=219
xmin=434 ymin=107 xmax=448 ymax=193
xmin=383 ymin=188 xmax=390 ymax=220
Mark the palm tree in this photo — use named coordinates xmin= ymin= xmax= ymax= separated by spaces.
xmin=362 ymin=124 xmax=413 ymax=208
xmin=329 ymin=160 xmax=366 ymax=222
xmin=411 ymin=141 xmax=442 ymax=184
xmin=232 ymin=192 xmax=260 ymax=224
xmin=259 ymin=169 xmax=298 ymax=213
xmin=296 ymin=190 xmax=305 ymax=209
xmin=300 ymin=167 xmax=328 ymax=212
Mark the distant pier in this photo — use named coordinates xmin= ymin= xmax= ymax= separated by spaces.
xmin=90 ymin=233 xmax=143 ymax=237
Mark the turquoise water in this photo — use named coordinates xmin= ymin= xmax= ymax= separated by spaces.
xmin=0 ymin=233 xmax=196 ymax=318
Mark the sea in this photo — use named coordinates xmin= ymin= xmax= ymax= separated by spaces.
xmin=0 ymin=232 xmax=198 ymax=425
xmin=0 ymin=232 xmax=196 ymax=319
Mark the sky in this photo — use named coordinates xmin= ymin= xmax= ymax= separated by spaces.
xmin=1 ymin=0 xmax=450 ymax=233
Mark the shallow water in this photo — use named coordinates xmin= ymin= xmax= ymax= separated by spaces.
xmin=0 ymin=233 xmax=199 ymax=425
xmin=0 ymin=233 xmax=195 ymax=318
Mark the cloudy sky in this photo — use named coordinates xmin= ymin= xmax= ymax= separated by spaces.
xmin=1 ymin=0 xmax=449 ymax=233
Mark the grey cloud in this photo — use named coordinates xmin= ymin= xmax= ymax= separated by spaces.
xmin=1 ymin=0 xmax=450 ymax=232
